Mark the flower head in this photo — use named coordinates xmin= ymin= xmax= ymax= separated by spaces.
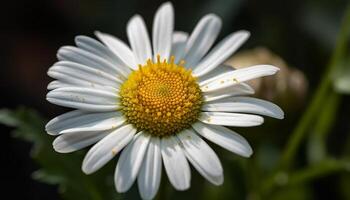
xmin=46 ymin=2 xmax=283 ymax=199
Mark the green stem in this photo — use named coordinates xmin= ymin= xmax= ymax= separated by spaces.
xmin=307 ymin=92 xmax=340 ymax=163
xmin=278 ymin=3 xmax=350 ymax=170
xmin=260 ymin=158 xmax=350 ymax=196
xmin=286 ymin=158 xmax=350 ymax=185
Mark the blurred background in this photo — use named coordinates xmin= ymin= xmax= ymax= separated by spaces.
xmin=1 ymin=0 xmax=349 ymax=199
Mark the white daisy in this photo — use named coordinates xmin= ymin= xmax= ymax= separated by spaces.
xmin=46 ymin=2 xmax=284 ymax=199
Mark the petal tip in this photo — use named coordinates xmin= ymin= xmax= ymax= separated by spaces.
xmin=241 ymin=143 xmax=254 ymax=158
xmin=160 ymin=1 xmax=174 ymax=10
xmin=213 ymin=175 xmax=224 ymax=186
xmin=206 ymin=13 xmax=221 ymax=21
xmin=277 ymin=112 xmax=285 ymax=120
xmin=115 ymin=181 xmax=129 ymax=193
xmin=266 ymin=64 xmax=280 ymax=72
xmin=129 ymin=14 xmax=142 ymax=23
xmin=45 ymin=129 xmax=56 ymax=136
xmin=52 ymin=140 xmax=65 ymax=153
xmin=81 ymin=163 xmax=94 ymax=175
xmin=235 ymin=30 xmax=251 ymax=43
xmin=94 ymin=30 xmax=105 ymax=40
xmin=174 ymin=184 xmax=190 ymax=191
xmin=74 ymin=35 xmax=85 ymax=43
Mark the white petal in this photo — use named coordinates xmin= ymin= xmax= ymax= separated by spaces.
xmin=53 ymin=129 xmax=109 ymax=153
xmin=75 ymin=35 xmax=114 ymax=60
xmin=199 ymin=112 xmax=264 ymax=127
xmin=138 ymin=137 xmax=162 ymax=200
xmin=184 ymin=14 xmax=222 ymax=69
xmin=46 ymin=110 xmax=82 ymax=135
xmin=75 ymin=35 xmax=131 ymax=72
xmin=161 ymin=136 xmax=191 ymax=191
xmin=202 ymin=97 xmax=284 ymax=119
xmin=47 ymin=77 xmax=120 ymax=91
xmin=48 ymin=61 xmax=122 ymax=89
xmin=46 ymin=87 xmax=119 ymax=112
xmin=127 ymin=15 xmax=152 ymax=65
xmin=198 ymin=64 xmax=234 ymax=84
xmin=178 ymin=129 xmax=223 ymax=185
xmin=203 ymin=83 xmax=255 ymax=102
xmin=192 ymin=122 xmax=253 ymax=157
xmin=193 ymin=31 xmax=250 ymax=77
xmin=46 ymin=110 xmax=124 ymax=135
xmin=152 ymin=2 xmax=174 ymax=60
xmin=48 ymin=71 xmax=116 ymax=91
xmin=201 ymin=65 xmax=279 ymax=93
xmin=60 ymin=114 xmax=125 ymax=134
xmin=82 ymin=124 xmax=136 ymax=174
xmin=57 ymin=46 xmax=130 ymax=78
xmin=95 ymin=31 xmax=138 ymax=70
xmin=170 ymin=31 xmax=188 ymax=64
xmin=115 ymin=132 xmax=151 ymax=192
xmin=47 ymin=80 xmax=74 ymax=90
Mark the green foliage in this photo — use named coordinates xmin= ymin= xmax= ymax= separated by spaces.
xmin=0 ymin=107 xmax=121 ymax=200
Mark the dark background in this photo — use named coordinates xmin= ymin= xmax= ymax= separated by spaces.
xmin=1 ymin=0 xmax=349 ymax=199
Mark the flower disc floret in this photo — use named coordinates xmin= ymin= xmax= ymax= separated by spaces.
xmin=120 ymin=56 xmax=203 ymax=137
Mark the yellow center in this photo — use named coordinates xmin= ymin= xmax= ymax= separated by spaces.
xmin=119 ymin=56 xmax=203 ymax=137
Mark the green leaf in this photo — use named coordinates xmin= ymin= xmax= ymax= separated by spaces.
xmin=0 ymin=109 xmax=20 ymax=126
xmin=0 ymin=107 xmax=123 ymax=200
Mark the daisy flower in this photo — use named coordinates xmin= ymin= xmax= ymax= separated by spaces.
xmin=46 ymin=2 xmax=284 ymax=199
